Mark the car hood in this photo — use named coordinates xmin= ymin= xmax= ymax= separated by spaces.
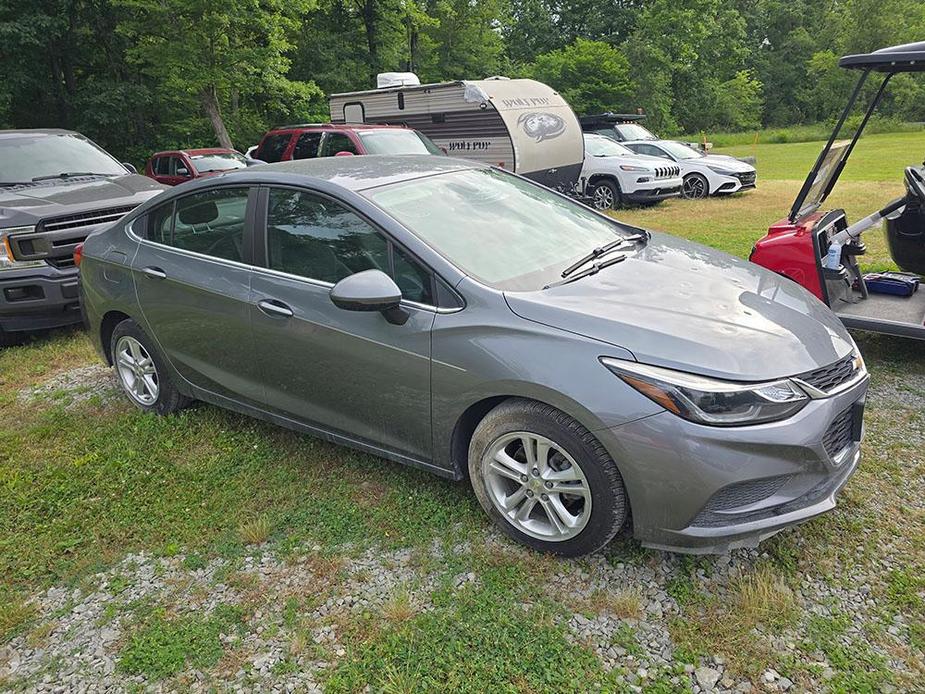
xmin=0 ymin=175 xmax=164 ymax=224
xmin=697 ymin=155 xmax=754 ymax=172
xmin=504 ymin=233 xmax=854 ymax=381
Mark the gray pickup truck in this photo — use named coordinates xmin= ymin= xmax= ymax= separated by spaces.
xmin=0 ymin=129 xmax=165 ymax=345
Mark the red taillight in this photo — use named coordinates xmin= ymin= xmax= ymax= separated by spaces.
xmin=73 ymin=243 xmax=84 ymax=268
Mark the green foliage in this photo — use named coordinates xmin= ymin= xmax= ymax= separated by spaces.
xmin=527 ymin=39 xmax=635 ymax=115
xmin=119 ymin=604 xmax=244 ymax=679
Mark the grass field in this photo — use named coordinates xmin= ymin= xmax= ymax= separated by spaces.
xmin=1 ymin=131 xmax=923 ymax=691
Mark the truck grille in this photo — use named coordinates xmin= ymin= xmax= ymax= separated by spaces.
xmin=9 ymin=205 xmax=137 ymax=265
xmin=822 ymin=406 xmax=855 ymax=459
xmin=654 ymin=166 xmax=680 ymax=179
xmin=797 ymin=353 xmax=858 ymax=393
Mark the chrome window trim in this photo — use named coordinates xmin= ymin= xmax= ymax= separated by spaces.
xmin=126 ymin=218 xmax=462 ymax=314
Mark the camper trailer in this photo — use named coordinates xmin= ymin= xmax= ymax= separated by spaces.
xmin=329 ymin=76 xmax=585 ymax=193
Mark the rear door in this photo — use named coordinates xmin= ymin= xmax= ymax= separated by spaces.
xmin=292 ymin=131 xmax=323 ymax=160
xmin=319 ymin=132 xmax=360 ymax=157
xmin=131 ymin=185 xmax=263 ymax=405
xmin=249 ymin=185 xmax=434 ymax=459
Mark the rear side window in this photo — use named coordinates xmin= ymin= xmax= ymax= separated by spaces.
xmin=265 ymin=187 xmax=433 ymax=304
xmin=257 ymin=134 xmax=291 ymax=163
xmin=319 ymin=133 xmax=357 ymax=157
xmin=146 ymin=187 xmax=250 ymax=262
xmin=293 ymin=132 xmax=322 ymax=160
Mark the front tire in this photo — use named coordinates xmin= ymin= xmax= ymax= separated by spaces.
xmin=468 ymin=399 xmax=628 ymax=557
xmin=681 ymin=173 xmax=709 ymax=199
xmin=590 ymin=179 xmax=621 ymax=211
xmin=110 ymin=319 xmax=189 ymax=415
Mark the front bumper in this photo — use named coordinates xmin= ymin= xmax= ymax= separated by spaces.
xmin=597 ymin=373 xmax=868 ymax=553
xmin=714 ymin=171 xmax=757 ymax=195
xmin=624 ymin=182 xmax=682 ymax=203
xmin=0 ymin=264 xmax=83 ymax=333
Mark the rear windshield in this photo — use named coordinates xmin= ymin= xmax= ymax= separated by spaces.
xmin=0 ymin=133 xmax=126 ymax=184
xmin=189 ymin=152 xmax=247 ymax=173
xmin=613 ymin=123 xmax=657 ymax=141
xmin=358 ymin=130 xmax=444 ymax=155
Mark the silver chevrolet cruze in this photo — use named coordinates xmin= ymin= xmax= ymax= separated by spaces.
xmin=79 ymin=156 xmax=868 ymax=556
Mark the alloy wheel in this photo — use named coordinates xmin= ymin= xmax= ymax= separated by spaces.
xmin=115 ymin=335 xmax=159 ymax=406
xmin=592 ymin=185 xmax=615 ymax=210
xmin=682 ymin=175 xmax=708 ymax=199
xmin=481 ymin=432 xmax=592 ymax=541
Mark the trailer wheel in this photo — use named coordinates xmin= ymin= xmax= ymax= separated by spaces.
xmin=590 ymin=179 xmax=620 ymax=211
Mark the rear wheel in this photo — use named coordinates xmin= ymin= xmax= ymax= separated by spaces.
xmin=468 ymin=399 xmax=628 ymax=557
xmin=590 ymin=179 xmax=621 ymax=211
xmin=682 ymin=173 xmax=709 ymax=199
xmin=110 ymin=319 xmax=189 ymax=415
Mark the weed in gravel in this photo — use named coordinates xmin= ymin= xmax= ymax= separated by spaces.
xmin=803 ymin=612 xmax=895 ymax=692
xmin=238 ymin=516 xmax=272 ymax=546
xmin=0 ymin=593 xmax=34 ymax=643
xmin=381 ymin=589 xmax=415 ymax=624
xmin=731 ymin=566 xmax=797 ymax=630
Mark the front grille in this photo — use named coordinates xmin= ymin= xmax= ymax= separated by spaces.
xmin=40 ymin=205 xmax=137 ymax=233
xmin=797 ymin=354 xmax=857 ymax=393
xmin=703 ymin=475 xmax=793 ymax=512
xmin=735 ymin=171 xmax=756 ymax=185
xmin=46 ymin=257 xmax=76 ymax=269
xmin=822 ymin=406 xmax=855 ymax=459
xmin=654 ymin=166 xmax=679 ymax=179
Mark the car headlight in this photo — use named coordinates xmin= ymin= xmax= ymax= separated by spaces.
xmin=620 ymin=164 xmax=652 ymax=173
xmin=600 ymin=358 xmax=809 ymax=426
xmin=706 ymin=165 xmax=735 ymax=175
xmin=0 ymin=227 xmax=45 ymax=271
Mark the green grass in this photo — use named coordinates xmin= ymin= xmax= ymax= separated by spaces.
xmin=687 ymin=119 xmax=923 ymax=149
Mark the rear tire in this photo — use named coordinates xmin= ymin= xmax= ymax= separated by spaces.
xmin=110 ymin=319 xmax=189 ymax=415
xmin=590 ymin=179 xmax=621 ymax=211
xmin=468 ymin=398 xmax=628 ymax=557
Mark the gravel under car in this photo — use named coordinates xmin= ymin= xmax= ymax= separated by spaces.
xmin=78 ymin=156 xmax=869 ymax=556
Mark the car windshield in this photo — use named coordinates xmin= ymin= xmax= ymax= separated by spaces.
xmin=584 ymin=135 xmax=634 ymax=157
xmin=189 ymin=152 xmax=248 ymax=173
xmin=358 ymin=130 xmax=444 ymax=155
xmin=0 ymin=132 xmax=126 ymax=183
xmin=659 ymin=141 xmax=703 ymax=160
xmin=614 ymin=123 xmax=657 ymax=141
xmin=365 ymin=168 xmax=628 ymax=291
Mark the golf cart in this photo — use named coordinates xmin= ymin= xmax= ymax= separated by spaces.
xmin=751 ymin=41 xmax=925 ymax=340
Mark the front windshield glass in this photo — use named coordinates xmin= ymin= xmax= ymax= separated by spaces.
xmin=0 ymin=133 xmax=126 ymax=183
xmin=614 ymin=123 xmax=657 ymax=141
xmin=358 ymin=130 xmax=444 ymax=155
xmin=584 ymin=135 xmax=634 ymax=157
xmin=797 ymin=140 xmax=850 ymax=216
xmin=659 ymin=141 xmax=703 ymax=160
xmin=365 ymin=168 xmax=628 ymax=290
xmin=189 ymin=152 xmax=247 ymax=173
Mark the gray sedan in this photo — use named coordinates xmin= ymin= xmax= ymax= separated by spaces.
xmin=78 ymin=156 xmax=868 ymax=556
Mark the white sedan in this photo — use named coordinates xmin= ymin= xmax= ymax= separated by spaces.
xmin=623 ymin=140 xmax=756 ymax=199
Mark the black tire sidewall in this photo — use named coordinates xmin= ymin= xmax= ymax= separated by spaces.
xmin=683 ymin=173 xmax=709 ymax=199
xmin=591 ymin=179 xmax=620 ymax=210
xmin=110 ymin=319 xmax=186 ymax=415
xmin=468 ymin=399 xmax=627 ymax=557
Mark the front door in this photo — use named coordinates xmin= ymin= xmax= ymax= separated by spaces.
xmin=250 ymin=186 xmax=434 ymax=460
xmin=131 ymin=185 xmax=263 ymax=405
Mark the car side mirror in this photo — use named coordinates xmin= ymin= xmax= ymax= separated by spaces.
xmin=123 ymin=162 xmax=138 ymax=174
xmin=177 ymin=167 xmax=190 ymax=177
xmin=334 ymin=150 xmax=355 ymax=157
xmin=330 ymin=269 xmax=408 ymax=325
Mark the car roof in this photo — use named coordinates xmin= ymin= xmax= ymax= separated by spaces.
xmin=267 ymin=123 xmax=408 ymax=134
xmin=151 ymin=148 xmax=239 ymax=157
xmin=238 ymin=155 xmax=479 ymax=191
xmin=0 ymin=128 xmax=83 ymax=139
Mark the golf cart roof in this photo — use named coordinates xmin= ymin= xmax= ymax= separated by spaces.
xmin=839 ymin=41 xmax=925 ymax=72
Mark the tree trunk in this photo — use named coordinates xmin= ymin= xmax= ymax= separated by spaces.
xmin=200 ymin=88 xmax=233 ymax=149
xmin=362 ymin=0 xmax=379 ymax=82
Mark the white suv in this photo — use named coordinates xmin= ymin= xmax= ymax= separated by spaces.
xmin=580 ymin=134 xmax=682 ymax=210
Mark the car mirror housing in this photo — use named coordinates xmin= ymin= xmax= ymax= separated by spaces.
xmin=330 ymin=269 xmax=407 ymax=324
xmin=177 ymin=167 xmax=190 ymax=177
xmin=123 ymin=162 xmax=138 ymax=174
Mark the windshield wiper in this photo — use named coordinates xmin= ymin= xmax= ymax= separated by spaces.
xmin=560 ymin=233 xmax=645 ymax=278
xmin=0 ymin=181 xmax=32 ymax=187
xmin=545 ymin=254 xmax=627 ymax=289
xmin=31 ymin=171 xmax=116 ymax=182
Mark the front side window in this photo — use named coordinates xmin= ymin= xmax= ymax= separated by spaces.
xmin=366 ymin=168 xmax=628 ymax=291
xmin=319 ymin=133 xmax=357 ymax=157
xmin=265 ymin=188 xmax=433 ymax=303
xmin=293 ymin=132 xmax=322 ymax=160
xmin=153 ymin=156 xmax=170 ymax=176
xmin=258 ymin=134 xmax=292 ymax=163
xmin=147 ymin=187 xmax=249 ymax=262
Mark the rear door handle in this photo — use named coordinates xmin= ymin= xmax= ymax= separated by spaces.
xmin=141 ymin=266 xmax=166 ymax=280
xmin=257 ymin=299 xmax=294 ymax=318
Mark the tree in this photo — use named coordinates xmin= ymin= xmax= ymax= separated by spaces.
xmin=527 ymin=39 xmax=635 ymax=115
xmin=114 ymin=0 xmax=325 ymax=148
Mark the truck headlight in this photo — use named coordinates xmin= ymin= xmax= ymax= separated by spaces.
xmin=601 ymin=358 xmax=809 ymax=426
xmin=1 ymin=227 xmax=45 ymax=271
xmin=620 ymin=165 xmax=652 ymax=173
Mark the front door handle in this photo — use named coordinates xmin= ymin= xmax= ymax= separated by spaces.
xmin=257 ymin=299 xmax=294 ymax=318
xmin=141 ymin=266 xmax=166 ymax=280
